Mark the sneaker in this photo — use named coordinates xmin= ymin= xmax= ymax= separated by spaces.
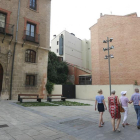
xmin=137 ymin=126 xmax=140 ymax=129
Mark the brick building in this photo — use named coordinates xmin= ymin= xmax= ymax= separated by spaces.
xmin=0 ymin=0 xmax=51 ymax=99
xmin=90 ymin=13 xmax=140 ymax=85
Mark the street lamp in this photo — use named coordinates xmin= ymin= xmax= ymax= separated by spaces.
xmin=103 ymin=37 xmax=114 ymax=95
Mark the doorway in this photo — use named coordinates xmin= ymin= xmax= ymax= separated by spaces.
xmin=0 ymin=64 xmax=3 ymax=96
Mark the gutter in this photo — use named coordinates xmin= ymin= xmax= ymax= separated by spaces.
xmin=9 ymin=0 xmax=21 ymax=100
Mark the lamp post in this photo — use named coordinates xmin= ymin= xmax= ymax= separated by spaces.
xmin=103 ymin=37 xmax=114 ymax=95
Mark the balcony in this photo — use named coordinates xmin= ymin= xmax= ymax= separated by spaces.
xmin=0 ymin=21 xmax=14 ymax=44
xmin=22 ymin=30 xmax=40 ymax=47
xmin=0 ymin=21 xmax=14 ymax=36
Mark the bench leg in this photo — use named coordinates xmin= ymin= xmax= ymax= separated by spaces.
xmin=37 ymin=99 xmax=41 ymax=102
xmin=61 ymin=98 xmax=65 ymax=101
xmin=20 ymin=98 xmax=22 ymax=103
xmin=18 ymin=95 xmax=20 ymax=101
xmin=48 ymin=98 xmax=51 ymax=102
xmin=47 ymin=97 xmax=51 ymax=102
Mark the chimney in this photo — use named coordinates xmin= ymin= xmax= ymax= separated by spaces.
xmin=100 ymin=13 xmax=103 ymax=17
xmin=53 ymin=35 xmax=56 ymax=38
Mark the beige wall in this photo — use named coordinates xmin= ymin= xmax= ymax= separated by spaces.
xmin=81 ymin=39 xmax=91 ymax=71
xmin=51 ymin=85 xmax=62 ymax=95
xmin=51 ymin=85 xmax=140 ymax=101
xmin=76 ymin=85 xmax=140 ymax=101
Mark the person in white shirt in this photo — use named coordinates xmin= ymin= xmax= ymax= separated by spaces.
xmin=120 ymin=91 xmax=131 ymax=127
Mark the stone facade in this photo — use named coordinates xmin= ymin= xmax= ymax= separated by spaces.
xmin=0 ymin=0 xmax=51 ymax=99
xmin=90 ymin=13 xmax=140 ymax=85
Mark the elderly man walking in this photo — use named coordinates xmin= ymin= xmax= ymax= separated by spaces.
xmin=130 ymin=88 xmax=140 ymax=129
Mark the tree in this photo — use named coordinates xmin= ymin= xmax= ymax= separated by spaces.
xmin=47 ymin=51 xmax=69 ymax=84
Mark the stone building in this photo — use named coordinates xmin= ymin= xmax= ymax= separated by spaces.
xmin=90 ymin=13 xmax=140 ymax=85
xmin=0 ymin=0 xmax=51 ymax=99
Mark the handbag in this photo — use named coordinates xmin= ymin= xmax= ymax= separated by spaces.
xmin=119 ymin=104 xmax=125 ymax=113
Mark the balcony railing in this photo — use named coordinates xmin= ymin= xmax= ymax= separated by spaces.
xmin=22 ymin=30 xmax=40 ymax=46
xmin=0 ymin=21 xmax=14 ymax=36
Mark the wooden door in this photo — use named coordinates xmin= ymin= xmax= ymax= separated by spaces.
xmin=0 ymin=64 xmax=3 ymax=95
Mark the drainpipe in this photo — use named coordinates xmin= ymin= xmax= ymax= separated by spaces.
xmin=9 ymin=0 xmax=21 ymax=100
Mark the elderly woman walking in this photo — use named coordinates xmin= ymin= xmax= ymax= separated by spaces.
xmin=95 ymin=89 xmax=107 ymax=127
xmin=120 ymin=91 xmax=131 ymax=127
xmin=108 ymin=90 xmax=121 ymax=132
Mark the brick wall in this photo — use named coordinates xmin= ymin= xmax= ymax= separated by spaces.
xmin=90 ymin=13 xmax=140 ymax=85
xmin=68 ymin=64 xmax=91 ymax=85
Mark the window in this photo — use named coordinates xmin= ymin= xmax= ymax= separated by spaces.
xmin=58 ymin=57 xmax=63 ymax=62
xmin=59 ymin=34 xmax=64 ymax=55
xmin=26 ymin=22 xmax=36 ymax=42
xmin=79 ymin=76 xmax=92 ymax=85
xmin=26 ymin=75 xmax=36 ymax=86
xmin=57 ymin=41 xmax=59 ymax=45
xmin=30 ymin=0 xmax=36 ymax=10
xmin=57 ymin=49 xmax=58 ymax=53
xmin=25 ymin=49 xmax=36 ymax=63
xmin=0 ymin=12 xmax=6 ymax=33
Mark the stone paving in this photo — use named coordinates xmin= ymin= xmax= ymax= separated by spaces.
xmin=0 ymin=99 xmax=140 ymax=140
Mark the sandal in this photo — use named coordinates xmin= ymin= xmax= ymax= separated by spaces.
xmin=99 ymin=125 xmax=103 ymax=127
xmin=116 ymin=129 xmax=121 ymax=132
xmin=126 ymin=123 xmax=130 ymax=125
xmin=102 ymin=122 xmax=105 ymax=125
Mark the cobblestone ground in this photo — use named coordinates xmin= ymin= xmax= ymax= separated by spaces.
xmin=0 ymin=99 xmax=139 ymax=140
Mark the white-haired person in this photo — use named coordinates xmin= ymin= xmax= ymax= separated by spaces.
xmin=95 ymin=89 xmax=107 ymax=127
xmin=120 ymin=91 xmax=131 ymax=127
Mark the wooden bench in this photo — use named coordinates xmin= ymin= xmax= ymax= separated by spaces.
xmin=47 ymin=94 xmax=66 ymax=102
xmin=18 ymin=94 xmax=43 ymax=103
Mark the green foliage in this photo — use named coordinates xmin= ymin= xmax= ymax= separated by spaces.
xmin=46 ymin=80 xmax=54 ymax=94
xmin=65 ymin=81 xmax=73 ymax=85
xmin=51 ymin=101 xmax=91 ymax=106
xmin=47 ymin=51 xmax=69 ymax=84
xmin=17 ymin=102 xmax=58 ymax=107
xmin=134 ymin=80 xmax=138 ymax=85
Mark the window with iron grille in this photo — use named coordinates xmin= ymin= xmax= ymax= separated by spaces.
xmin=26 ymin=75 xmax=36 ymax=86
xmin=79 ymin=76 xmax=92 ymax=85
xmin=30 ymin=0 xmax=36 ymax=10
xmin=25 ymin=49 xmax=36 ymax=63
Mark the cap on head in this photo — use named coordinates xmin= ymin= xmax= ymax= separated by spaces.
xmin=121 ymin=91 xmax=127 ymax=95
xmin=121 ymin=91 xmax=124 ymax=95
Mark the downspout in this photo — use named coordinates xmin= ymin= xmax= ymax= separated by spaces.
xmin=9 ymin=0 xmax=21 ymax=100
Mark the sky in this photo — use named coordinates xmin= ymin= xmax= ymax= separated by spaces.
xmin=50 ymin=0 xmax=140 ymax=41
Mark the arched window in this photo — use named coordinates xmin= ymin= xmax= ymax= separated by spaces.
xmin=25 ymin=49 xmax=36 ymax=63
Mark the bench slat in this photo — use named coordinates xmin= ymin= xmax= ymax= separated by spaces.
xmin=48 ymin=97 xmax=66 ymax=99
xmin=20 ymin=98 xmax=43 ymax=99
xmin=18 ymin=94 xmax=39 ymax=96
xmin=47 ymin=95 xmax=62 ymax=96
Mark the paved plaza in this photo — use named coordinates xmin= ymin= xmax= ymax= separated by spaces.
xmin=0 ymin=99 xmax=140 ymax=140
